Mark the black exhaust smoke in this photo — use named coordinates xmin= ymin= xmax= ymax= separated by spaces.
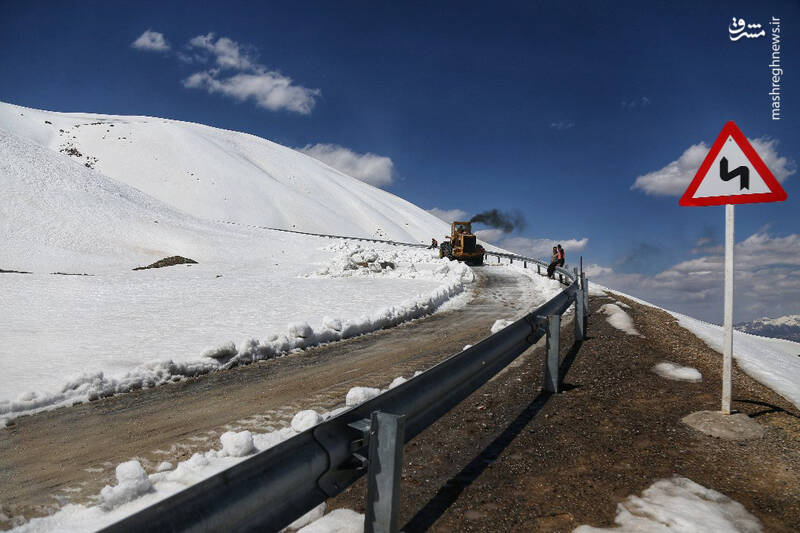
xmin=470 ymin=209 xmax=526 ymax=233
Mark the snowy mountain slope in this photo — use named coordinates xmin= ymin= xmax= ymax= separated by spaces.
xmin=0 ymin=123 xmax=479 ymax=425
xmin=0 ymin=129 xmax=253 ymax=272
xmin=735 ymin=314 xmax=800 ymax=343
xmin=0 ymin=101 xmax=449 ymax=242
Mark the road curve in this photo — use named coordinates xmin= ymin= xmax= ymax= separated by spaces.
xmin=0 ymin=265 xmax=548 ymax=522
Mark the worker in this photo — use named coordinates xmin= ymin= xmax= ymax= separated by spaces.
xmin=557 ymin=244 xmax=565 ymax=267
xmin=547 ymin=246 xmax=559 ymax=278
xmin=430 ymin=238 xmax=438 ymax=249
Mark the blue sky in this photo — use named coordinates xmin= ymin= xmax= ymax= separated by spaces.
xmin=1 ymin=0 xmax=798 ymax=322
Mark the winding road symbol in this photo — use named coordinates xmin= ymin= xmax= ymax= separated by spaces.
xmin=679 ymin=121 xmax=786 ymax=206
xmin=719 ymin=157 xmax=749 ymax=190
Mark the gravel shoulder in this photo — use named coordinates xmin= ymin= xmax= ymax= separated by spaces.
xmin=329 ymin=292 xmax=800 ymax=532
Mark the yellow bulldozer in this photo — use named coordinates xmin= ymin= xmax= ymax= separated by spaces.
xmin=439 ymin=221 xmax=485 ymax=266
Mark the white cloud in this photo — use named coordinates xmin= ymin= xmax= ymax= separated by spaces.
xmin=499 ymin=236 xmax=588 ymax=259
xmin=475 ymin=229 xmax=506 ymax=242
xmin=550 ymin=121 xmax=574 ymax=131
xmin=184 ymin=71 xmax=320 ymax=114
xmin=131 ymin=30 xmax=170 ymax=52
xmin=587 ymin=231 xmax=800 ymax=322
xmin=181 ymin=33 xmax=321 ymax=115
xmin=297 ymin=144 xmax=394 ymax=187
xmin=632 ymin=138 xmax=796 ymax=196
xmin=187 ymin=32 xmax=256 ymax=71
xmin=427 ymin=208 xmax=468 ymax=224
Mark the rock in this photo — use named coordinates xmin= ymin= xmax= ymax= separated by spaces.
xmin=681 ymin=410 xmax=765 ymax=440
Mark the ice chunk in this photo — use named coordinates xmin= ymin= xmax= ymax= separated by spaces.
xmin=345 ymin=386 xmax=381 ymax=407
xmin=220 ymin=431 xmax=255 ymax=457
xmin=99 ymin=460 xmax=153 ymax=510
xmin=389 ymin=376 xmax=407 ymax=389
xmin=291 ymin=410 xmax=323 ymax=433
xmin=490 ymin=319 xmax=514 ymax=334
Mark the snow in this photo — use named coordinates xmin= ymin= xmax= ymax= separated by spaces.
xmin=652 ymin=362 xmax=702 ymax=383
xmin=598 ymin=303 xmax=642 ymax=336
xmin=297 ymin=509 xmax=363 ymax=533
xmin=99 ymin=461 xmax=153 ymax=511
xmin=345 ymin=387 xmax=382 ymax=407
xmin=219 ymin=431 xmax=255 ymax=457
xmin=670 ymin=311 xmax=800 ymax=409
xmin=8 ymin=376 xmax=400 ymax=532
xmin=0 ymin=128 xmax=478 ymax=424
xmin=291 ymin=410 xmax=323 ymax=433
xmin=574 ymin=476 xmax=761 ymax=532
xmin=744 ymin=314 xmax=800 ymax=328
xmin=490 ymin=319 xmax=515 ymax=334
xmin=0 ymin=101 xmax=450 ymax=243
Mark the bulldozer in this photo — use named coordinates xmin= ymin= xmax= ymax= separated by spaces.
xmin=439 ymin=221 xmax=485 ymax=266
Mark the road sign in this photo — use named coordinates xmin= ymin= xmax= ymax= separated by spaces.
xmin=680 ymin=121 xmax=787 ymax=206
xmin=680 ymin=121 xmax=787 ymax=416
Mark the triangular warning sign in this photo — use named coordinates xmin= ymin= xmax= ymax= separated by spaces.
xmin=680 ymin=121 xmax=787 ymax=206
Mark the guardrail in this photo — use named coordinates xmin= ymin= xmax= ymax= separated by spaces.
xmin=220 ymin=220 xmax=576 ymax=284
xmin=103 ymin=227 xmax=589 ymax=533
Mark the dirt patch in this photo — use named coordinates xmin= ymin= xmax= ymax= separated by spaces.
xmin=326 ymin=293 xmax=800 ymax=532
xmin=133 ymin=256 xmax=197 ymax=271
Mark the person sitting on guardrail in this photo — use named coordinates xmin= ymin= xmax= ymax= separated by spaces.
xmin=557 ymin=244 xmax=565 ymax=267
xmin=547 ymin=246 xmax=559 ymax=278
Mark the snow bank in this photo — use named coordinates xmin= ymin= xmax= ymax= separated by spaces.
xmin=574 ymin=476 xmax=761 ymax=532
xmin=670 ymin=311 xmax=800 ymax=410
xmin=599 ymin=303 xmax=642 ymax=336
xmin=0 ymin=239 xmax=474 ymax=425
xmin=652 ymin=362 xmax=702 ymax=383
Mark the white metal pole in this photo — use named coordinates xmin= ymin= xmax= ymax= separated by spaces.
xmin=722 ymin=204 xmax=735 ymax=415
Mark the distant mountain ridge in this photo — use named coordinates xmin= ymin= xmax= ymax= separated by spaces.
xmin=735 ymin=315 xmax=800 ymax=343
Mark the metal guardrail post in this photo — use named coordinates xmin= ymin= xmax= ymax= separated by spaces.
xmin=497 ymin=256 xmax=500 ymax=263
xmin=542 ymin=314 xmax=560 ymax=392
xmin=523 ymin=260 xmax=527 ymax=268
xmin=364 ymin=412 xmax=406 ymax=533
xmin=581 ymin=272 xmax=589 ymax=316
xmin=574 ymin=287 xmax=585 ymax=341
xmin=537 ymin=264 xmax=541 ymax=275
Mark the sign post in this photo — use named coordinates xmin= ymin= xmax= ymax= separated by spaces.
xmin=722 ymin=204 xmax=734 ymax=414
xmin=680 ymin=121 xmax=787 ymax=415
